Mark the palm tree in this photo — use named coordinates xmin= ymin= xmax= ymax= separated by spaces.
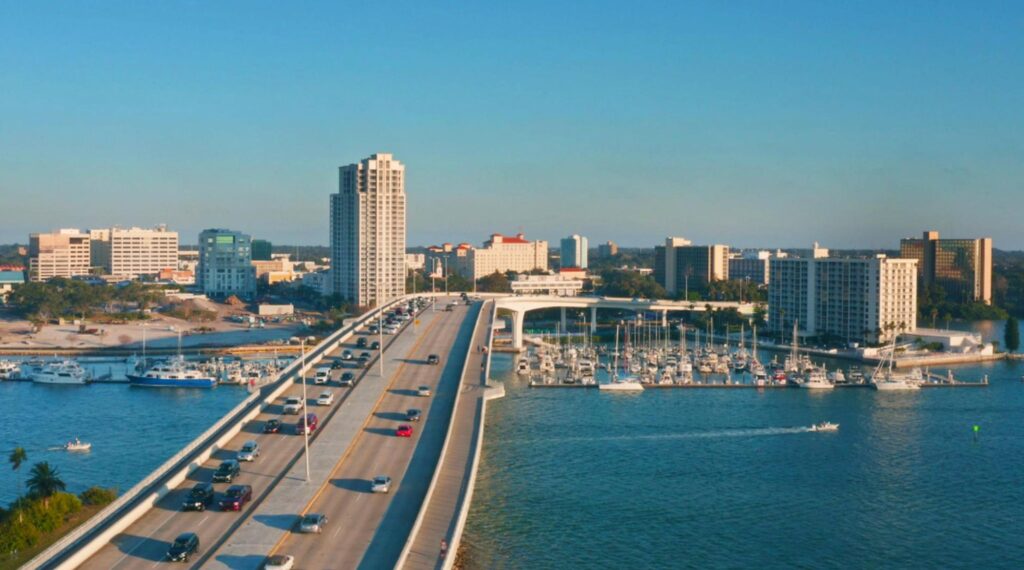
xmin=27 ymin=461 xmax=66 ymax=504
xmin=9 ymin=446 xmax=27 ymax=471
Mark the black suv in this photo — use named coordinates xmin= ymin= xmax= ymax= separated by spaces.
xmin=427 ymin=354 xmax=440 ymax=365
xmin=212 ymin=460 xmax=240 ymax=483
xmin=370 ymin=341 xmax=381 ymax=350
xmin=340 ymin=372 xmax=355 ymax=386
xmin=166 ymin=532 xmax=199 ymax=562
xmin=356 ymin=337 xmax=368 ymax=348
xmin=181 ymin=482 xmax=215 ymax=511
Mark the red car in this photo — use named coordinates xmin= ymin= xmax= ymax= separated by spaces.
xmin=220 ymin=484 xmax=252 ymax=511
xmin=296 ymin=413 xmax=318 ymax=435
xmin=395 ymin=424 xmax=413 ymax=438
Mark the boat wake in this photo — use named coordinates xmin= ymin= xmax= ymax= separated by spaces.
xmin=516 ymin=426 xmax=815 ymax=445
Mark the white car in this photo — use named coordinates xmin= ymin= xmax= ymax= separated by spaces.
xmin=371 ymin=475 xmax=392 ymax=494
xmin=313 ymin=367 xmax=330 ymax=385
xmin=316 ymin=391 xmax=334 ymax=406
xmin=283 ymin=396 xmax=304 ymax=415
xmin=264 ymin=554 xmax=295 ymax=570
xmin=237 ymin=440 xmax=260 ymax=462
xmin=383 ymin=326 xmax=399 ymax=335
xmin=417 ymin=385 xmax=432 ymax=397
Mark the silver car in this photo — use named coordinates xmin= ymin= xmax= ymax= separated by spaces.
xmin=371 ymin=475 xmax=392 ymax=494
xmin=237 ymin=440 xmax=260 ymax=462
xmin=299 ymin=513 xmax=328 ymax=533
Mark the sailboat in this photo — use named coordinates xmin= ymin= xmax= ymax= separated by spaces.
xmin=600 ymin=324 xmax=644 ymax=392
xmin=870 ymin=334 xmax=920 ymax=391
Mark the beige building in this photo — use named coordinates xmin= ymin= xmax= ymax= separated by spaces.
xmin=654 ymin=237 xmax=730 ymax=295
xmin=89 ymin=226 xmax=179 ymax=278
xmin=330 ymin=153 xmax=407 ymax=306
xmin=769 ymin=252 xmax=917 ymax=344
xmin=451 ymin=233 xmax=548 ymax=281
xmin=29 ymin=229 xmax=92 ymax=281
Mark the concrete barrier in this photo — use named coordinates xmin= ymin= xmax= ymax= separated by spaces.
xmin=28 ymin=294 xmax=432 ymax=570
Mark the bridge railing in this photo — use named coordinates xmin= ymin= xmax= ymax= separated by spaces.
xmin=27 ymin=294 xmax=434 ymax=570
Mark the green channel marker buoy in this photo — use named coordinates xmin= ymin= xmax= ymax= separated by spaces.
xmin=973 ymin=424 xmax=980 ymax=441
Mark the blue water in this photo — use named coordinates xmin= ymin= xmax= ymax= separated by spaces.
xmin=0 ymin=374 xmax=247 ymax=506
xmin=463 ymin=352 xmax=1024 ymax=569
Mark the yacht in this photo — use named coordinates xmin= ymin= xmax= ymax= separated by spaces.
xmin=870 ymin=339 xmax=921 ymax=391
xmin=0 ymin=359 xmax=19 ymax=380
xmin=32 ymin=360 xmax=91 ymax=385
xmin=127 ymin=356 xmax=217 ymax=388
xmin=515 ymin=358 xmax=531 ymax=376
xmin=799 ymin=367 xmax=834 ymax=390
xmin=827 ymin=368 xmax=846 ymax=384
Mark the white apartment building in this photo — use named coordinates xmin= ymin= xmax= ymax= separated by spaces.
xmin=29 ymin=229 xmax=91 ymax=281
xmin=560 ymin=234 xmax=589 ymax=269
xmin=457 ymin=233 xmax=548 ymax=281
xmin=89 ymin=226 xmax=179 ymax=278
xmin=768 ymin=253 xmax=917 ymax=344
xmin=330 ymin=153 xmax=406 ymax=306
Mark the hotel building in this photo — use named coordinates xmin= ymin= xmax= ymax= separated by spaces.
xmin=899 ymin=231 xmax=992 ymax=304
xmin=89 ymin=226 xmax=179 ymax=279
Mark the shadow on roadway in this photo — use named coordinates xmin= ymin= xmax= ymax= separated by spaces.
xmin=364 ymin=427 xmax=397 ymax=437
xmin=215 ymin=554 xmax=267 ymax=569
xmin=254 ymin=513 xmax=299 ymax=531
xmin=211 ymin=448 xmax=236 ymax=461
xmin=389 ymin=388 xmax=420 ymax=397
xmin=187 ymin=465 xmax=217 ymax=482
xmin=374 ymin=411 xmax=408 ymax=422
xmin=332 ymin=478 xmax=371 ymax=493
xmin=112 ymin=534 xmax=167 ymax=562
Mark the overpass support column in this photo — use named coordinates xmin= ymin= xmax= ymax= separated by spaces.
xmin=560 ymin=307 xmax=567 ymax=335
xmin=512 ymin=309 xmax=526 ymax=351
xmin=590 ymin=306 xmax=597 ymax=334
xmin=662 ymin=309 xmax=668 ymax=328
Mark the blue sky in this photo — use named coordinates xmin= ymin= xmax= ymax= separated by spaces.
xmin=1 ymin=1 xmax=1022 ymax=249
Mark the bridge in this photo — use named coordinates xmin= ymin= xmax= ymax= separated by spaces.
xmin=28 ymin=294 xmax=501 ymax=570
xmin=494 ymin=295 xmax=758 ymax=350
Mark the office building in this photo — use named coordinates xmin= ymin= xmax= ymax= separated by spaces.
xmin=197 ymin=229 xmax=256 ymax=298
xmin=768 ymin=253 xmax=917 ymax=344
xmin=458 ymin=233 xmax=548 ymax=281
xmin=899 ymin=230 xmax=992 ymax=304
xmin=88 ymin=226 xmax=179 ymax=278
xmin=654 ymin=237 xmax=729 ymax=295
xmin=330 ymin=153 xmax=406 ymax=306
xmin=728 ymin=250 xmax=788 ymax=286
xmin=252 ymin=239 xmax=273 ymax=261
xmin=560 ymin=234 xmax=589 ymax=269
xmin=28 ymin=229 xmax=91 ymax=281
xmin=597 ymin=241 xmax=619 ymax=258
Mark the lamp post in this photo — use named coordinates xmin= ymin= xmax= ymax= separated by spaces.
xmin=301 ymin=338 xmax=310 ymax=482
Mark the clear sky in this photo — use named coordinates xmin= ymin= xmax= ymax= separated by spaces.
xmin=1 ymin=1 xmax=1022 ymax=249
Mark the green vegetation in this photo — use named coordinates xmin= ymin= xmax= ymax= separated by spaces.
xmin=0 ymin=244 xmax=26 ymax=266
xmin=1 ymin=446 xmax=118 ymax=567
xmin=1005 ymin=316 xmax=1020 ymax=353
xmin=10 ymin=279 xmax=164 ymax=324
xmin=705 ymin=279 xmax=766 ymax=303
xmin=596 ymin=270 xmax=666 ymax=299
xmin=918 ymin=283 xmax=1008 ymax=322
xmin=476 ymin=271 xmax=513 ymax=293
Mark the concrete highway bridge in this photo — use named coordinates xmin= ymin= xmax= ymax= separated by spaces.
xmin=28 ymin=294 xmax=500 ymax=570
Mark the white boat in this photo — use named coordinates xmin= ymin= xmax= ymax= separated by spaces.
xmin=827 ymin=368 xmax=846 ymax=383
xmin=599 ymin=378 xmax=645 ymax=392
xmin=809 ymin=422 xmax=839 ymax=432
xmin=64 ymin=438 xmax=92 ymax=452
xmin=870 ymin=337 xmax=921 ymax=391
xmin=0 ymin=359 xmax=20 ymax=380
xmin=32 ymin=360 xmax=91 ymax=385
xmin=128 ymin=356 xmax=217 ymax=388
xmin=515 ymin=357 xmax=531 ymax=376
xmin=799 ymin=367 xmax=833 ymax=390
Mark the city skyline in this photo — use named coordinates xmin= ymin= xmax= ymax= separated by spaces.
xmin=2 ymin=2 xmax=1023 ymax=248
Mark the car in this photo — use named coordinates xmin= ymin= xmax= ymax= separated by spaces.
xmin=406 ymin=408 xmax=422 ymax=422
xmin=370 ymin=475 xmax=392 ymax=494
xmin=283 ymin=396 xmax=304 ymax=414
xmin=295 ymin=413 xmax=318 ymax=435
xmin=368 ymin=325 xmax=379 ymax=334
xmin=370 ymin=341 xmax=381 ymax=350
xmin=417 ymin=385 xmax=432 ymax=397
xmin=165 ymin=532 xmax=199 ymax=562
xmin=330 ymin=360 xmax=344 ymax=370
xmin=316 ymin=391 xmax=334 ymax=406
xmin=356 ymin=337 xmax=368 ymax=348
xmin=341 ymin=350 xmax=353 ymax=360
xmin=220 ymin=484 xmax=252 ymax=511
xmin=263 ymin=419 xmax=282 ymax=434
xmin=383 ymin=326 xmax=399 ymax=335
xmin=360 ymin=351 xmax=372 ymax=359
xmin=355 ymin=358 xmax=369 ymax=369
xmin=427 ymin=354 xmax=440 ymax=365
xmin=395 ymin=424 xmax=413 ymax=437
xmin=181 ymin=482 xmax=215 ymax=511
xmin=313 ymin=367 xmax=330 ymax=385
xmin=299 ymin=513 xmax=328 ymax=534
xmin=237 ymin=440 xmax=260 ymax=462
xmin=212 ymin=460 xmax=240 ymax=483
xmin=339 ymin=372 xmax=355 ymax=386
xmin=264 ymin=554 xmax=295 ymax=570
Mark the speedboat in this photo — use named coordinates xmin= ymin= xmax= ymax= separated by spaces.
xmin=64 ymin=438 xmax=92 ymax=452
xmin=32 ymin=360 xmax=91 ymax=385
xmin=128 ymin=356 xmax=217 ymax=388
xmin=599 ymin=378 xmax=645 ymax=392
xmin=809 ymin=422 xmax=839 ymax=432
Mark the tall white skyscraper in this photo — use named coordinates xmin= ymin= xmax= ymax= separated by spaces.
xmin=330 ymin=153 xmax=407 ymax=306
xmin=560 ymin=234 xmax=588 ymax=269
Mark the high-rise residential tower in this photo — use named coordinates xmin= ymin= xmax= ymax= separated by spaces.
xmin=330 ymin=153 xmax=406 ymax=306
xmin=560 ymin=234 xmax=589 ymax=269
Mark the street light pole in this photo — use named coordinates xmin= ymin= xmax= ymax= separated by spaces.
xmin=301 ymin=338 xmax=310 ymax=482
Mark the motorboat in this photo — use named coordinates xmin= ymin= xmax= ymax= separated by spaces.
xmin=515 ymin=358 xmax=531 ymax=376
xmin=809 ymin=422 xmax=839 ymax=432
xmin=799 ymin=367 xmax=834 ymax=390
xmin=64 ymin=438 xmax=92 ymax=452
xmin=599 ymin=377 xmax=645 ymax=392
xmin=128 ymin=356 xmax=217 ymax=388
xmin=32 ymin=360 xmax=91 ymax=385
xmin=0 ymin=359 xmax=20 ymax=380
